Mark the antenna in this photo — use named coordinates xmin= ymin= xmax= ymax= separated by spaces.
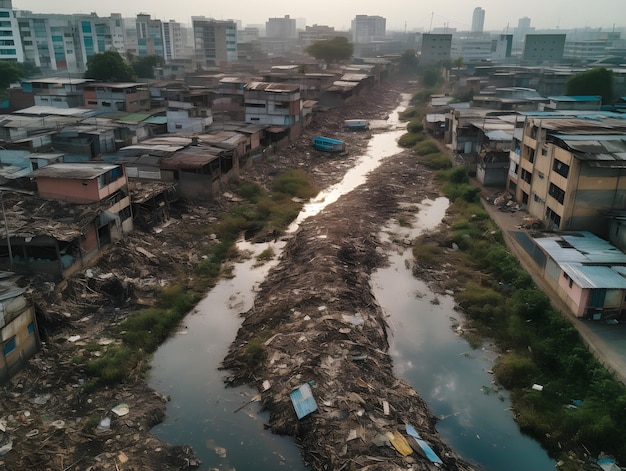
xmin=429 ymin=12 xmax=434 ymax=33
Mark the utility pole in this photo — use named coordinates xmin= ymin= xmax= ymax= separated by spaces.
xmin=1 ymin=193 xmax=13 ymax=271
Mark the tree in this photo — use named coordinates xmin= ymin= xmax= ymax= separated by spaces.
xmin=565 ymin=67 xmax=614 ymax=105
xmin=132 ymin=55 xmax=162 ymax=79
xmin=84 ymin=51 xmax=136 ymax=82
xmin=0 ymin=62 xmax=25 ymax=99
xmin=305 ymin=37 xmax=353 ymax=63
xmin=399 ymin=49 xmax=419 ymax=75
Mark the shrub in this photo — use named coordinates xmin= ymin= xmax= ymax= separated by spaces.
xmin=494 ymin=352 xmax=540 ymax=389
xmin=420 ymin=153 xmax=452 ymax=169
xmin=398 ymin=132 xmax=426 ymax=148
xmin=272 ymin=169 xmax=316 ymax=199
xmin=414 ymin=140 xmax=439 ymax=155
xmin=406 ymin=120 xmax=424 ymax=133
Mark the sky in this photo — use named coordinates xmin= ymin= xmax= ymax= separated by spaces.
xmin=10 ymin=0 xmax=626 ymax=32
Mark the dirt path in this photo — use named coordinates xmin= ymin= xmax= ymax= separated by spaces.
xmin=222 ymin=119 xmax=475 ymax=469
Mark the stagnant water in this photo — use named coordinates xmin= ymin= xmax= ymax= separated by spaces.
xmin=149 ymin=99 xmax=555 ymax=470
xmin=372 ymin=198 xmax=556 ymax=471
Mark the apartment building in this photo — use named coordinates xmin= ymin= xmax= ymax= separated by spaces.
xmin=192 ymin=17 xmax=237 ymax=67
xmin=0 ymin=0 xmax=23 ymax=62
xmin=508 ymin=115 xmax=626 ymax=236
xmin=351 ymin=15 xmax=386 ymax=44
xmin=420 ymin=34 xmax=452 ymax=65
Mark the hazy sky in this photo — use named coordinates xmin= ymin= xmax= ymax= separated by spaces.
xmin=11 ymin=0 xmax=626 ymax=32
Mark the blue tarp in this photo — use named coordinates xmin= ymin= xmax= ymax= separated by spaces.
xmin=289 ymin=382 xmax=318 ymax=419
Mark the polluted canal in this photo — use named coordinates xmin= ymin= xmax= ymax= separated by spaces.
xmin=149 ymin=100 xmax=555 ymax=470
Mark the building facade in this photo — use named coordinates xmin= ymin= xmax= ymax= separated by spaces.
xmin=266 ymin=15 xmax=296 ymax=39
xmin=471 ymin=7 xmax=485 ymax=34
xmin=522 ymin=34 xmax=566 ymax=64
xmin=0 ymin=0 xmax=23 ymax=62
xmin=508 ymin=116 xmax=626 ymax=236
xmin=351 ymin=15 xmax=386 ymax=44
xmin=0 ymin=281 xmax=40 ymax=384
xmin=192 ymin=17 xmax=237 ymax=67
xmin=420 ymin=33 xmax=452 ymax=65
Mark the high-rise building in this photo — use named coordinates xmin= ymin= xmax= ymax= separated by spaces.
xmin=266 ymin=15 xmax=296 ymax=39
xmin=471 ymin=7 xmax=485 ymax=34
xmin=163 ymin=20 xmax=186 ymax=60
xmin=136 ymin=13 xmax=165 ymax=59
xmin=351 ymin=15 xmax=386 ymax=44
xmin=522 ymin=34 xmax=566 ymax=63
xmin=420 ymin=33 xmax=452 ymax=64
xmin=192 ymin=16 xmax=237 ymax=67
xmin=0 ymin=0 xmax=24 ymax=63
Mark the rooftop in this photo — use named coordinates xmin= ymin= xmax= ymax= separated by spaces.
xmin=31 ymin=163 xmax=120 ymax=180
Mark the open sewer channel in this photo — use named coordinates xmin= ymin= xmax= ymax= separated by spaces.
xmin=149 ymin=98 xmax=555 ymax=470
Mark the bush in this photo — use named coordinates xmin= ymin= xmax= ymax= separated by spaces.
xmin=398 ymin=132 xmax=426 ymax=148
xmin=407 ymin=120 xmax=424 ymax=133
xmin=272 ymin=169 xmax=316 ymax=199
xmin=494 ymin=352 xmax=540 ymax=388
xmin=420 ymin=153 xmax=452 ymax=169
xmin=414 ymin=140 xmax=439 ymax=155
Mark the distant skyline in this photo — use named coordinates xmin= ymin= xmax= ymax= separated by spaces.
xmin=10 ymin=0 xmax=626 ymax=32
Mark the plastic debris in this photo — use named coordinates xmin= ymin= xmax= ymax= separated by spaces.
xmin=51 ymin=420 xmax=65 ymax=429
xmin=111 ymin=403 xmax=130 ymax=417
xmin=67 ymin=335 xmax=81 ymax=342
xmin=97 ymin=417 xmax=111 ymax=430
xmin=532 ymin=384 xmax=544 ymax=391
xmin=214 ymin=446 xmax=227 ymax=458
xmin=25 ymin=429 xmax=39 ymax=438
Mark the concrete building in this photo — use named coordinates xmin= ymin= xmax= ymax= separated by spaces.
xmin=21 ymin=77 xmax=92 ymax=108
xmin=83 ymin=82 xmax=150 ymax=112
xmin=420 ymin=33 xmax=452 ymax=65
xmin=244 ymin=81 xmax=301 ymax=127
xmin=162 ymin=20 xmax=186 ymax=61
xmin=266 ymin=15 xmax=296 ymax=39
xmin=507 ymin=115 xmax=626 ymax=236
xmin=451 ymin=37 xmax=492 ymax=62
xmin=531 ymin=232 xmax=626 ymax=319
xmin=471 ymin=7 xmax=485 ymax=34
xmin=0 ymin=0 xmax=23 ymax=63
xmin=351 ymin=15 xmax=386 ymax=44
xmin=522 ymin=34 xmax=566 ymax=64
xmin=0 ymin=279 xmax=40 ymax=384
xmin=136 ymin=13 xmax=165 ymax=59
xmin=166 ymin=100 xmax=213 ymax=133
xmin=192 ymin=17 xmax=237 ymax=67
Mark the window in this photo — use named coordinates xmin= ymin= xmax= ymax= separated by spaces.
xmin=546 ymin=207 xmax=561 ymax=227
xmin=3 ymin=336 xmax=16 ymax=355
xmin=548 ymin=183 xmax=565 ymax=204
xmin=28 ymin=322 xmax=35 ymax=334
xmin=553 ymin=159 xmax=570 ymax=178
xmin=521 ymin=169 xmax=532 ymax=184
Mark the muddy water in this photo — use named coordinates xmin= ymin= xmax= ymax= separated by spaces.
xmin=372 ymin=198 xmax=556 ymax=471
xmin=149 ymin=97 xmax=554 ymax=470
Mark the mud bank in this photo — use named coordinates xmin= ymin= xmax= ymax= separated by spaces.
xmin=222 ymin=144 xmax=476 ymax=470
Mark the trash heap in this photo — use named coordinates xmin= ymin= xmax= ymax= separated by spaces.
xmin=223 ymin=153 xmax=475 ymax=471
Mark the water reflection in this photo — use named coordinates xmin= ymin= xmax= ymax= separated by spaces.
xmin=373 ymin=199 xmax=556 ymax=471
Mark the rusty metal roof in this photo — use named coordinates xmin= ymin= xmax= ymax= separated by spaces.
xmin=31 ymin=163 xmax=120 ymax=180
xmin=159 ymin=147 xmax=220 ymax=170
xmin=245 ymin=82 xmax=300 ymax=93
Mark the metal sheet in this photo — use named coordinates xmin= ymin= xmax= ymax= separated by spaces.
xmin=289 ymin=383 xmax=318 ymax=419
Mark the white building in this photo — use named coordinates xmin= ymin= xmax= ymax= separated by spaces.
xmin=266 ymin=15 xmax=296 ymax=39
xmin=351 ymin=15 xmax=386 ymax=44
xmin=0 ymin=0 xmax=24 ymax=63
xmin=471 ymin=7 xmax=485 ymax=34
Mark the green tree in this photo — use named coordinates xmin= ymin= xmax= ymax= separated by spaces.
xmin=0 ymin=62 xmax=25 ymax=99
xmin=132 ymin=55 xmax=162 ymax=79
xmin=565 ymin=67 xmax=614 ymax=104
xmin=422 ymin=67 xmax=441 ymax=87
xmin=84 ymin=51 xmax=136 ymax=82
xmin=305 ymin=37 xmax=353 ymax=63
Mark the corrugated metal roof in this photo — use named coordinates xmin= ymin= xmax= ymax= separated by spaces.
xmin=485 ymin=130 xmax=513 ymax=141
xmin=160 ymin=147 xmax=220 ymax=170
xmin=561 ymin=263 xmax=626 ymax=289
xmin=245 ymin=82 xmax=299 ymax=93
xmin=289 ymin=382 xmax=318 ymax=419
xmin=548 ymin=96 xmax=602 ymax=102
xmin=31 ymin=162 xmax=119 ymax=179
xmin=535 ymin=232 xmax=626 ymax=264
